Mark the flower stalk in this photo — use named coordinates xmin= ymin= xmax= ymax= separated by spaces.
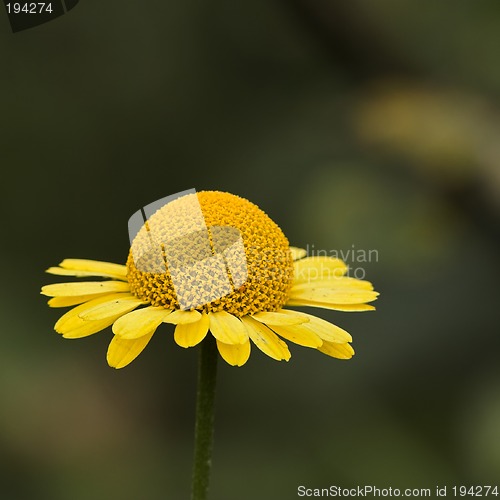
xmin=191 ymin=335 xmax=218 ymax=500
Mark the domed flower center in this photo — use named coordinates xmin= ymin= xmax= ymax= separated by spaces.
xmin=126 ymin=191 xmax=294 ymax=316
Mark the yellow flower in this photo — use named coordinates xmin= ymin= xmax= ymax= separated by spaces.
xmin=41 ymin=191 xmax=378 ymax=368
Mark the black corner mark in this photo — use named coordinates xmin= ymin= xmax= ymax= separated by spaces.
xmin=3 ymin=0 xmax=79 ymax=33
xmin=64 ymin=0 xmax=78 ymax=11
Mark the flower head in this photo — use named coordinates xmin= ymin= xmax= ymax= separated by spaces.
xmin=42 ymin=191 xmax=378 ymax=368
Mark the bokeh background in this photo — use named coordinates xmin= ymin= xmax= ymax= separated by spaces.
xmin=1 ymin=1 xmax=500 ymax=498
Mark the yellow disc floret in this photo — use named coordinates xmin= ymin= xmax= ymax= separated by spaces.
xmin=126 ymin=191 xmax=294 ymax=316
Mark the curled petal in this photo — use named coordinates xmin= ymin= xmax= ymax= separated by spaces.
xmin=216 ymin=339 xmax=251 ymax=366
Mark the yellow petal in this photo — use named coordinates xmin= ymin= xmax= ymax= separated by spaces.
xmin=216 ymin=339 xmax=251 ymax=366
xmin=294 ymin=257 xmax=348 ymax=283
xmin=55 ymin=259 xmax=127 ymax=281
xmin=318 ymin=341 xmax=355 ymax=359
xmin=252 ymin=310 xmax=309 ymax=326
xmin=208 ymin=311 xmax=248 ymax=345
xmin=41 ymin=281 xmax=130 ymax=297
xmin=290 ymin=247 xmax=307 ymax=261
xmin=48 ymin=293 xmax=111 ymax=308
xmin=269 ymin=323 xmax=323 ymax=348
xmin=174 ymin=313 xmax=210 ymax=348
xmin=55 ymin=293 xmax=132 ymax=337
xmin=112 ymin=307 xmax=172 ymax=339
xmin=107 ymin=332 xmax=154 ymax=369
xmin=62 ymin=319 xmax=117 ymax=339
xmin=292 ymin=277 xmax=374 ymax=291
xmin=290 ymin=312 xmax=352 ymax=343
xmin=163 ymin=309 xmax=202 ymax=325
xmin=241 ymin=316 xmax=290 ymax=361
xmin=46 ymin=267 xmax=128 ymax=281
xmin=78 ymin=297 xmax=146 ymax=321
xmin=286 ymin=299 xmax=376 ymax=312
xmin=289 ymin=287 xmax=379 ymax=304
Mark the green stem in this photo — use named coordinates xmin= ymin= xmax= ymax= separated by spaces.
xmin=191 ymin=335 xmax=218 ymax=500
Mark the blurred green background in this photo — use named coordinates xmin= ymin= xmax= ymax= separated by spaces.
xmin=1 ymin=1 xmax=500 ymax=498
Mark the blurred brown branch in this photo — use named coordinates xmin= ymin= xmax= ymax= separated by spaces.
xmin=284 ymin=0 xmax=421 ymax=79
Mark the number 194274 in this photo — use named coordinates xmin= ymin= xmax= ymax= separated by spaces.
xmin=453 ymin=485 xmax=499 ymax=497
xmin=6 ymin=3 xmax=53 ymax=14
